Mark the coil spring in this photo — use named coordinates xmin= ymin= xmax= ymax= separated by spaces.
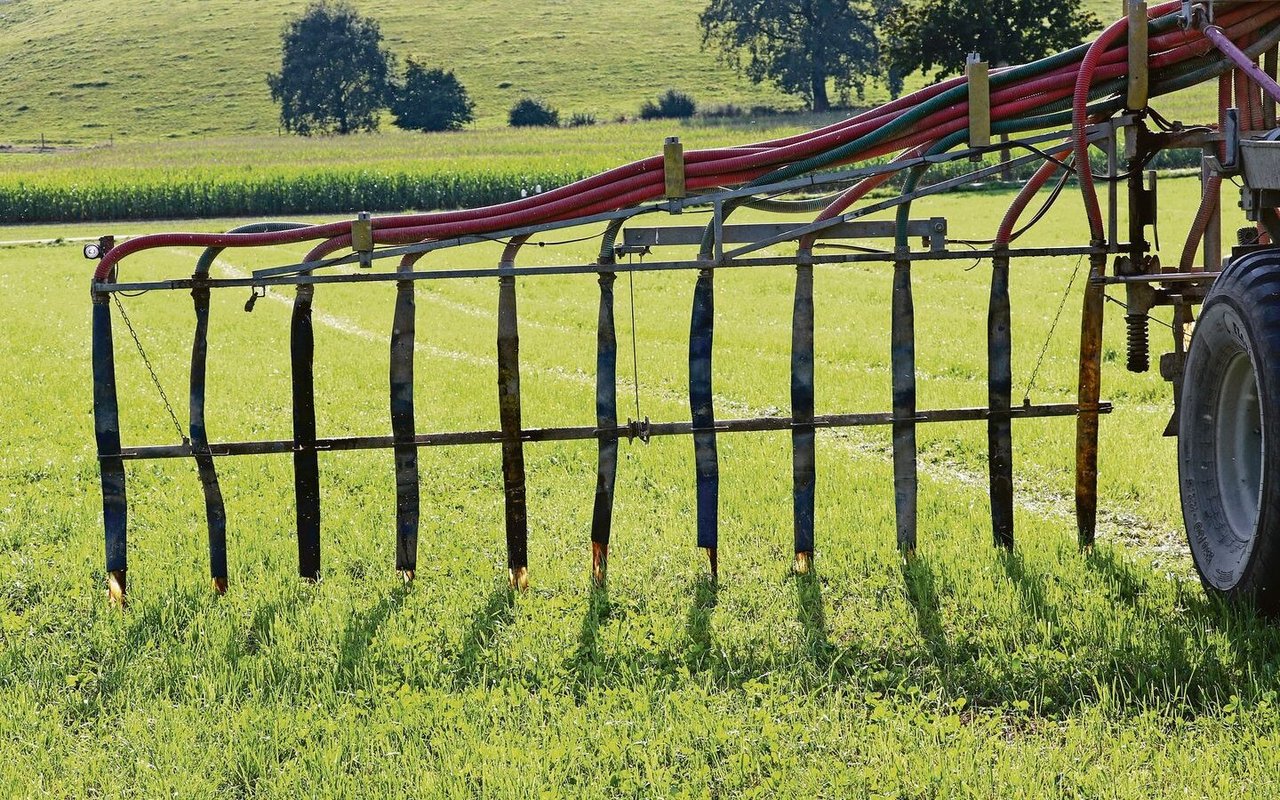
xmin=1125 ymin=313 xmax=1149 ymax=373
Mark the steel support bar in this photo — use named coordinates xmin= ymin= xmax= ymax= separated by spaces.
xmin=190 ymin=222 xmax=312 ymax=592
xmin=791 ymin=263 xmax=816 ymax=567
xmin=689 ymin=269 xmax=719 ymax=576
xmin=1100 ymin=271 xmax=1221 ymax=283
xmin=189 ymin=284 xmax=228 ymax=592
xmin=966 ymin=58 xmax=991 ymax=149
xmin=1128 ymin=2 xmax=1150 ymax=110
xmin=620 ymin=219 xmax=947 ymax=250
xmin=497 ymin=269 xmax=529 ymax=589
xmin=591 ymin=271 xmax=619 ymax=585
xmin=114 ymin=402 xmax=1104 ymax=461
xmin=891 ymin=259 xmax=918 ymax=554
xmin=390 ymin=280 xmax=419 ymax=578
xmin=1202 ymin=147 xmax=1223 ymax=271
xmin=988 ymin=253 xmax=1015 ymax=549
xmin=92 ymin=297 xmax=128 ymax=606
xmin=1075 ymin=254 xmax=1108 ymax=547
xmin=95 ymin=244 xmax=1112 ymax=296
xmin=291 ymin=285 xmax=322 ymax=580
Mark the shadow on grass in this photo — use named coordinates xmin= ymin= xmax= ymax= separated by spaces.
xmin=334 ymin=582 xmax=411 ymax=692
xmin=1000 ymin=549 xmax=1061 ymax=628
xmin=902 ymin=554 xmax=946 ymax=651
xmin=79 ymin=584 xmax=211 ymax=719
xmin=685 ymin=574 xmax=719 ymax=671
xmin=449 ymin=586 xmax=515 ymax=690
xmin=794 ymin=567 xmax=834 ymax=662
xmin=288 ymin=544 xmax=1280 ymax=717
xmin=568 ymin=582 xmax=613 ymax=697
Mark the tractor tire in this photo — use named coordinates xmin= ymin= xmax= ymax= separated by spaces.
xmin=1179 ymin=248 xmax=1280 ymax=613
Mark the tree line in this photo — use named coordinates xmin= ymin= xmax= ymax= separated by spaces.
xmin=269 ymin=0 xmax=1100 ymax=135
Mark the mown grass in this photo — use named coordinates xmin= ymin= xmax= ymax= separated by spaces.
xmin=2 ymin=176 xmax=1280 ymax=795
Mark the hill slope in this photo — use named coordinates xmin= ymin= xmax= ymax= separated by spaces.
xmin=0 ymin=0 xmax=1214 ymax=147
xmin=0 ymin=0 xmax=801 ymax=144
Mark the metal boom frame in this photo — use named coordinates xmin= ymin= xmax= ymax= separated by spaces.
xmin=94 ymin=121 xmax=1205 ymax=605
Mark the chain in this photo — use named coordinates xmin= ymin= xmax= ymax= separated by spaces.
xmin=627 ymin=253 xmax=642 ymax=422
xmin=112 ymin=294 xmax=188 ymax=444
xmin=1023 ymin=254 xmax=1084 ymax=405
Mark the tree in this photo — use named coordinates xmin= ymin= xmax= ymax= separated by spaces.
xmin=882 ymin=0 xmax=1100 ymax=83
xmin=639 ymin=90 xmax=698 ymax=120
xmin=390 ymin=60 xmax=474 ymax=132
xmin=267 ymin=1 xmax=394 ymax=135
xmin=699 ymin=0 xmax=879 ymax=112
xmin=508 ymin=98 xmax=559 ymax=128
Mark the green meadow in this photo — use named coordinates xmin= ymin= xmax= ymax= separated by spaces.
xmin=2 ymin=0 xmax=1278 ymax=795
xmin=2 ymin=177 xmax=1280 ymax=795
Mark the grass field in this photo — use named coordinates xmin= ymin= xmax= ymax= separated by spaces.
xmin=3 ymin=176 xmax=1280 ymax=796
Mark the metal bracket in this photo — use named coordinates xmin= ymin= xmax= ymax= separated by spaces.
xmin=352 ymin=211 xmax=374 ymax=268
xmin=626 ymin=416 xmax=651 ymax=444
xmin=244 ymin=284 xmax=265 ymax=312
xmin=664 ymin=137 xmax=686 ymax=202
xmin=965 ymin=54 xmax=990 ymax=155
xmin=1127 ymin=1 xmax=1150 ymax=110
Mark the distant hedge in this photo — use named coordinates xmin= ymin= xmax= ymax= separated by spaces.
xmin=0 ymin=168 xmax=591 ymax=223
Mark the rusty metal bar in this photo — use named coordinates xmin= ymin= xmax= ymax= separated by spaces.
xmin=390 ymin=279 xmax=418 ymax=580
xmin=92 ymin=295 xmax=128 ymax=606
xmin=891 ymin=257 xmax=918 ymax=554
xmin=190 ymin=222 xmax=312 ymax=593
xmin=591 ymin=269 xmax=619 ymax=585
xmin=189 ymin=282 xmax=228 ymax=592
xmin=1075 ymin=253 xmax=1108 ymax=547
xmin=113 ymin=402 xmax=1104 ymax=461
xmin=689 ymin=268 xmax=719 ymax=576
xmin=1101 ymin=271 xmax=1221 ymax=283
xmin=791 ymin=262 xmax=816 ymax=570
xmin=988 ymin=251 xmax=1015 ymax=549
xmin=497 ymin=256 xmax=529 ymax=590
xmin=291 ymin=284 xmax=322 ymax=580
